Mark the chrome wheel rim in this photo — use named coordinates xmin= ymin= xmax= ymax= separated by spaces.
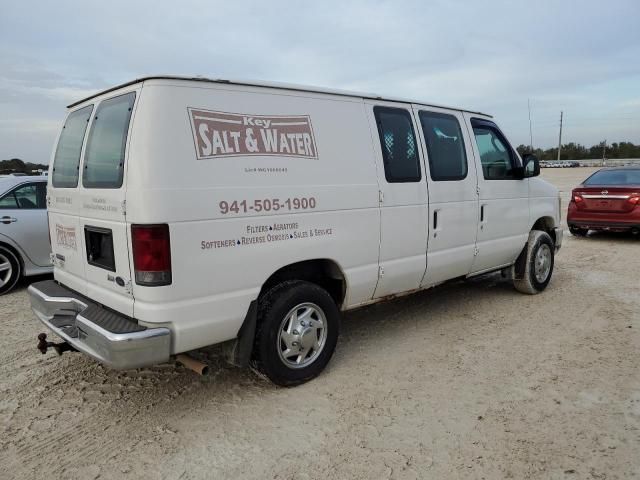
xmin=534 ymin=244 xmax=552 ymax=283
xmin=0 ymin=252 xmax=12 ymax=287
xmin=277 ymin=302 xmax=327 ymax=369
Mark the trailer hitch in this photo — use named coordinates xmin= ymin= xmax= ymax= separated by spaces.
xmin=37 ymin=333 xmax=77 ymax=356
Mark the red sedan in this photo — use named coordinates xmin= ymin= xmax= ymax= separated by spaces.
xmin=567 ymin=167 xmax=640 ymax=236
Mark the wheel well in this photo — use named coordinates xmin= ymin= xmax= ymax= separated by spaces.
xmin=260 ymin=259 xmax=346 ymax=308
xmin=0 ymin=241 xmax=24 ymax=275
xmin=531 ymin=216 xmax=556 ymax=243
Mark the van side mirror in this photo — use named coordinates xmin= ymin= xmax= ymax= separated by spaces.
xmin=522 ymin=154 xmax=540 ymax=178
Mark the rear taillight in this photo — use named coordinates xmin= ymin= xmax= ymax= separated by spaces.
xmin=628 ymin=196 xmax=640 ymax=206
xmin=131 ymin=224 xmax=172 ymax=286
xmin=573 ymin=194 xmax=584 ymax=204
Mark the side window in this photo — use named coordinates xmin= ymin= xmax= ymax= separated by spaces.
xmin=52 ymin=104 xmax=93 ymax=188
xmin=471 ymin=120 xmax=517 ymax=180
xmin=374 ymin=106 xmax=421 ymax=183
xmin=419 ymin=111 xmax=468 ymax=181
xmin=0 ymin=190 xmax=18 ymax=209
xmin=0 ymin=183 xmax=46 ymax=209
xmin=83 ymin=92 xmax=136 ymax=189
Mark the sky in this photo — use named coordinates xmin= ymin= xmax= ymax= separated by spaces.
xmin=1 ymin=0 xmax=639 ymax=163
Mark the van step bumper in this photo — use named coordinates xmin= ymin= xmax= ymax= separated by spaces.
xmin=28 ymin=280 xmax=170 ymax=369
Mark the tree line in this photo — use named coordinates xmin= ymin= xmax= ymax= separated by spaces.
xmin=0 ymin=158 xmax=48 ymax=175
xmin=4 ymin=141 xmax=640 ymax=173
xmin=516 ymin=141 xmax=640 ymax=160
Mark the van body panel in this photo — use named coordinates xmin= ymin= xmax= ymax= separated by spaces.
xmin=39 ymin=77 xmax=562 ymax=362
xmin=126 ymin=82 xmax=380 ymax=351
xmin=529 ymin=176 xmax=562 ymax=228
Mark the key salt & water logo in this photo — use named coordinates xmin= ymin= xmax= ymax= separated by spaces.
xmin=188 ymin=108 xmax=318 ymax=160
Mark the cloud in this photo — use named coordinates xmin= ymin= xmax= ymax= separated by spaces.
xmin=1 ymin=0 xmax=639 ymax=162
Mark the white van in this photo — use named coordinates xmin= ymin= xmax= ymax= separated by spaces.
xmin=30 ymin=76 xmax=562 ymax=385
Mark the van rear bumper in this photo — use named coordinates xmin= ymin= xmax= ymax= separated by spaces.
xmin=28 ymin=280 xmax=170 ymax=369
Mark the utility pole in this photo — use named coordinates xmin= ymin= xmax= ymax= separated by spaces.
xmin=528 ymin=98 xmax=533 ymax=151
xmin=602 ymin=139 xmax=607 ymax=166
xmin=557 ymin=111 xmax=563 ymax=162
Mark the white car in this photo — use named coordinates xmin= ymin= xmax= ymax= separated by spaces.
xmin=0 ymin=176 xmax=52 ymax=294
xmin=29 ymin=76 xmax=562 ymax=385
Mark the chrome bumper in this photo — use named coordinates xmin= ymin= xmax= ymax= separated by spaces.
xmin=554 ymin=227 xmax=563 ymax=251
xmin=28 ymin=280 xmax=170 ymax=369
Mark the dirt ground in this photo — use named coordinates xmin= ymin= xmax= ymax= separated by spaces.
xmin=1 ymin=167 xmax=638 ymax=480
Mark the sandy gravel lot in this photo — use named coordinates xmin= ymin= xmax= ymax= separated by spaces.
xmin=1 ymin=168 xmax=638 ymax=479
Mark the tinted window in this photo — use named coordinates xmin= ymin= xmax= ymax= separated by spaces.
xmin=419 ymin=111 xmax=467 ymax=181
xmin=374 ymin=107 xmax=421 ymax=183
xmin=584 ymin=169 xmax=640 ymax=185
xmin=52 ymin=105 xmax=93 ymax=188
xmin=0 ymin=190 xmax=18 ymax=209
xmin=0 ymin=183 xmax=46 ymax=209
xmin=83 ymin=92 xmax=135 ymax=188
xmin=472 ymin=123 xmax=516 ymax=180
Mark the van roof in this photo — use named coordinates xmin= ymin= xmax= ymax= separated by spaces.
xmin=67 ymin=75 xmax=492 ymax=117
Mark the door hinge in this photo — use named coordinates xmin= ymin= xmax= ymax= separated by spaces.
xmin=378 ymin=266 xmax=385 ymax=278
xmin=476 ymin=185 xmax=480 ymax=195
xmin=474 ymin=247 xmax=479 ymax=257
xmin=121 ymin=200 xmax=127 ymax=215
xmin=124 ymin=280 xmax=133 ymax=295
xmin=378 ymin=190 xmax=384 ymax=204
xmin=46 ymin=195 xmax=52 ymax=207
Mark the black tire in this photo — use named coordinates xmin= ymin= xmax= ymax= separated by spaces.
xmin=0 ymin=246 xmax=21 ymax=295
xmin=251 ymin=280 xmax=340 ymax=386
xmin=569 ymin=226 xmax=588 ymax=237
xmin=513 ymin=230 xmax=555 ymax=295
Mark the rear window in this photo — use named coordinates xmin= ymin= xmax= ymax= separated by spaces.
xmin=52 ymin=105 xmax=93 ymax=188
xmin=584 ymin=169 xmax=640 ymax=186
xmin=83 ymin=92 xmax=136 ymax=189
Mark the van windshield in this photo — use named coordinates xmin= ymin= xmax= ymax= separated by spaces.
xmin=52 ymin=105 xmax=93 ymax=188
xmin=83 ymin=92 xmax=135 ymax=189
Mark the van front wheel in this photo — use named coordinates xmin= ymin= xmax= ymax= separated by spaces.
xmin=513 ymin=230 xmax=555 ymax=295
xmin=252 ymin=280 xmax=340 ymax=386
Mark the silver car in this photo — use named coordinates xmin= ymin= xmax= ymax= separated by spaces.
xmin=0 ymin=176 xmax=52 ymax=294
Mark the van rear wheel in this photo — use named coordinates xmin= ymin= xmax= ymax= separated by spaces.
xmin=513 ymin=230 xmax=555 ymax=295
xmin=252 ymin=280 xmax=340 ymax=386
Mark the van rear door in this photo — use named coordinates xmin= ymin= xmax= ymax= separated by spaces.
xmin=49 ymin=90 xmax=137 ymax=317
xmin=49 ymin=104 xmax=93 ymax=295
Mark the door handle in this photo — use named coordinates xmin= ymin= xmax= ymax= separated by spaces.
xmin=480 ymin=205 xmax=485 ymax=222
xmin=1 ymin=216 xmax=17 ymax=224
xmin=433 ymin=210 xmax=439 ymax=238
